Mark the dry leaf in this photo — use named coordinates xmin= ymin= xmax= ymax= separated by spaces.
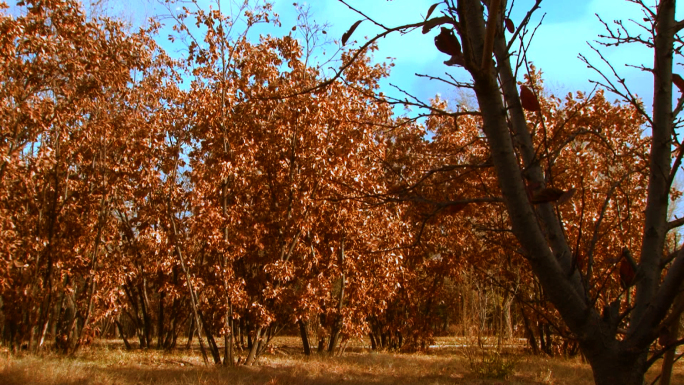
xmin=520 ymin=85 xmax=541 ymax=112
xmin=425 ymin=2 xmax=440 ymax=20
xmin=673 ymin=73 xmax=684 ymax=93
xmin=434 ymin=27 xmax=461 ymax=56
xmin=422 ymin=15 xmax=452 ymax=34
xmin=619 ymin=258 xmax=636 ymax=289
xmin=505 ymin=18 xmax=515 ymax=33
xmin=342 ymin=20 xmax=363 ymax=46
xmin=530 ymin=187 xmax=565 ymax=203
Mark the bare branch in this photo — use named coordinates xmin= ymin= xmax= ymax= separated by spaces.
xmin=337 ymin=0 xmax=390 ymax=30
xmin=505 ymin=0 xmax=542 ymax=53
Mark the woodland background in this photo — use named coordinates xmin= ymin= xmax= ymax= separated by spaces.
xmin=0 ymin=0 xmax=681 ymax=382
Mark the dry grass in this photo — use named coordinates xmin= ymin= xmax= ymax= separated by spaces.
xmin=0 ymin=337 xmax=681 ymax=385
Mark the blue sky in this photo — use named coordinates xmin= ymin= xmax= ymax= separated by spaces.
xmin=77 ymin=0 xmax=668 ymax=110
xmin=4 ymin=0 xmax=675 ymax=110
xmin=262 ymin=0 xmax=666 ymax=110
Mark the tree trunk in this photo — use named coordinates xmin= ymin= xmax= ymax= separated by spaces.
xmin=369 ymin=333 xmax=377 ymax=350
xmin=186 ymin=317 xmax=195 ymax=349
xmin=660 ymin=290 xmax=684 ymax=385
xmin=584 ymin=349 xmax=646 ymax=385
xmin=299 ymin=320 xmax=311 ymax=356
xmin=244 ymin=326 xmax=262 ymax=366
xmin=328 ymin=237 xmax=345 ymax=354
xmin=157 ymin=290 xmax=165 ymax=349
xmin=199 ymin=311 xmax=221 ymax=364
xmin=224 ymin=316 xmax=235 ymax=366
xmin=115 ymin=319 xmax=132 ymax=350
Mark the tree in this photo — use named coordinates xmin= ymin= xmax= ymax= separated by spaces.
xmin=0 ymin=0 xmax=174 ymax=353
xmin=326 ymin=1 xmax=684 ymax=383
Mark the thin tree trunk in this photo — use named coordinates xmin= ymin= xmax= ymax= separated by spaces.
xmin=115 ymin=319 xmax=132 ymax=350
xmin=299 ymin=320 xmax=311 ymax=356
xmin=328 ymin=237 xmax=345 ymax=354
xmin=167 ymin=198 xmax=209 ymax=365
xmin=157 ymin=290 xmax=165 ymax=349
xmin=244 ymin=326 xmax=262 ymax=366
xmin=186 ymin=317 xmax=195 ymax=349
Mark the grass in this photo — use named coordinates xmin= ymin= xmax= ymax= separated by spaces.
xmin=0 ymin=337 xmax=681 ymax=385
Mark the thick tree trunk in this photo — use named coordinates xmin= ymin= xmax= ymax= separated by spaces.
xmin=457 ymin=1 xmax=653 ymax=383
xmin=584 ymin=349 xmax=646 ymax=385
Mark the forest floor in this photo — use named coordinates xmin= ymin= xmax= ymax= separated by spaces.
xmin=0 ymin=336 xmax=682 ymax=385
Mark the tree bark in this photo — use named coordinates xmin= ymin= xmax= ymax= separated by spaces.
xmin=458 ymin=1 xmax=647 ymax=382
xmin=244 ymin=326 xmax=262 ymax=366
xmin=660 ymin=290 xmax=684 ymax=385
xmin=299 ymin=320 xmax=311 ymax=356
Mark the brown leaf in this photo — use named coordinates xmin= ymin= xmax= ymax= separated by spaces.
xmin=619 ymin=258 xmax=636 ymax=289
xmin=444 ymin=55 xmax=465 ymax=67
xmin=673 ymin=73 xmax=684 ymax=93
xmin=505 ymin=18 xmax=515 ymax=33
xmin=443 ymin=202 xmax=468 ymax=216
xmin=557 ymin=188 xmax=576 ymax=205
xmin=520 ymin=85 xmax=541 ymax=112
xmin=530 ymin=187 xmax=565 ymax=204
xmin=434 ymin=27 xmax=461 ymax=56
xmin=342 ymin=20 xmax=363 ymax=46
xmin=422 ymin=15 xmax=452 ymax=34
xmin=575 ymin=253 xmax=585 ymax=271
xmin=425 ymin=3 xmax=440 ymax=20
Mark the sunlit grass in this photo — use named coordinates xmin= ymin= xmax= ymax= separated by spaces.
xmin=0 ymin=337 xmax=681 ymax=385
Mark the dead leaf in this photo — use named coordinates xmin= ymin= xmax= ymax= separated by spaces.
xmin=673 ymin=73 xmax=684 ymax=93
xmin=422 ymin=16 xmax=452 ymax=34
xmin=434 ymin=27 xmax=461 ymax=56
xmin=505 ymin=18 xmax=515 ymax=33
xmin=619 ymin=258 xmax=635 ymax=289
xmin=557 ymin=188 xmax=576 ymax=205
xmin=530 ymin=187 xmax=564 ymax=204
xmin=520 ymin=85 xmax=541 ymax=112
xmin=342 ymin=20 xmax=363 ymax=46
xmin=443 ymin=202 xmax=468 ymax=215
xmin=425 ymin=3 xmax=440 ymax=20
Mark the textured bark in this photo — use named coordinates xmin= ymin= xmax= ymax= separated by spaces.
xmin=453 ymin=0 xmax=680 ymax=383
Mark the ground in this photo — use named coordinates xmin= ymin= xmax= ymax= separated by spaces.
xmin=0 ymin=337 xmax=682 ymax=384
